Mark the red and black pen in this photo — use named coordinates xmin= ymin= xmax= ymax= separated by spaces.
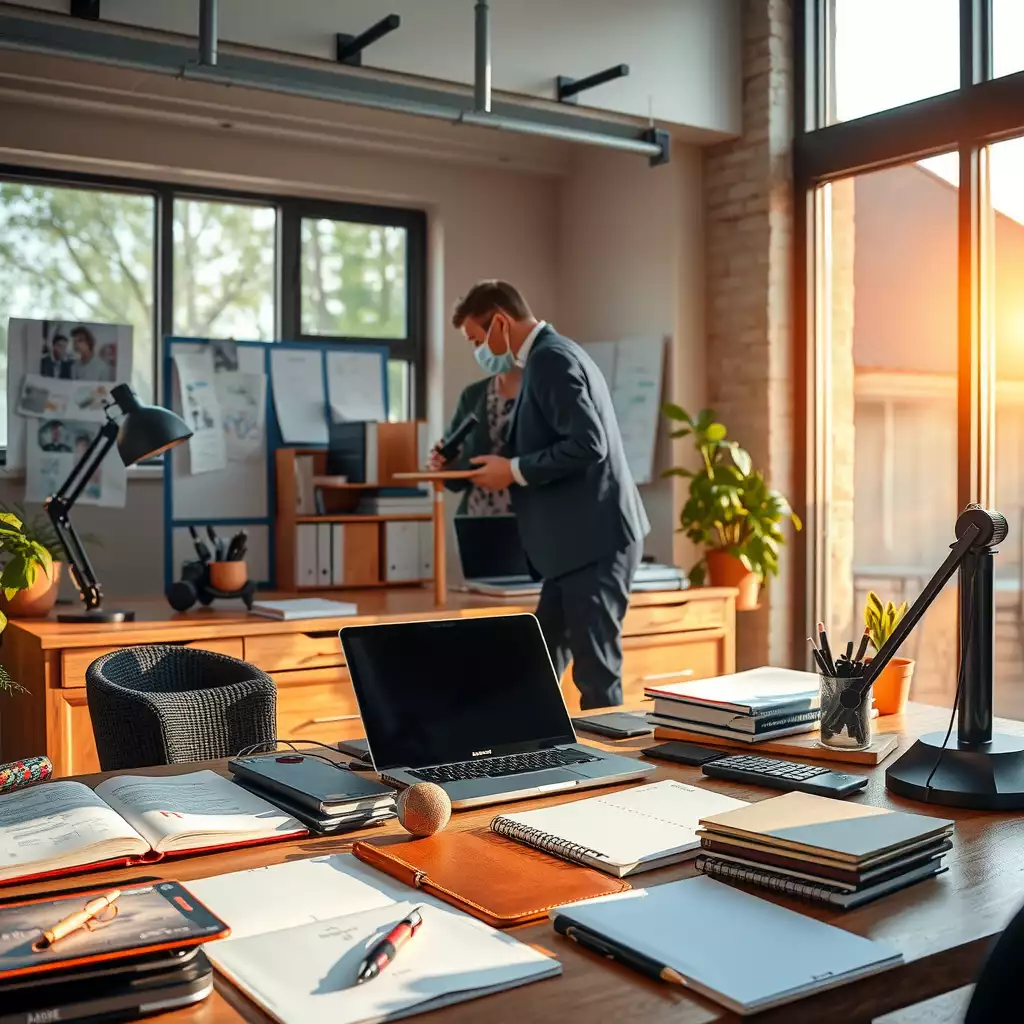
xmin=356 ymin=907 xmax=424 ymax=984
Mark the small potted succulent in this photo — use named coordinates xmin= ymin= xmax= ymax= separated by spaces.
xmin=864 ymin=591 xmax=914 ymax=715
xmin=0 ymin=505 xmax=59 ymax=619
xmin=662 ymin=405 xmax=801 ymax=610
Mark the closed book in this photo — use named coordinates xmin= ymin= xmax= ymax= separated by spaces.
xmin=645 ymin=667 xmax=819 ymax=714
xmin=650 ymin=705 xmax=821 ymax=735
xmin=647 ymin=714 xmax=818 ymax=743
xmin=327 ymin=422 xmax=378 ymax=483
xmin=249 ymin=598 xmax=358 ymax=620
xmin=352 ymin=831 xmax=630 ymax=928
xmin=651 ymin=696 xmax=819 ymax=727
xmin=228 ymin=754 xmax=396 ymax=816
xmin=232 ymin=778 xmax=395 ymax=836
xmin=694 ymin=854 xmax=947 ymax=910
xmin=294 ymin=455 xmax=316 ymax=514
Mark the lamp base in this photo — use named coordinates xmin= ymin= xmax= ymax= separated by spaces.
xmin=885 ymin=729 xmax=1024 ymax=809
xmin=56 ymin=609 xmax=135 ymax=624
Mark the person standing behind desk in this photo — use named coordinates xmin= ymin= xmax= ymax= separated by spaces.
xmin=452 ymin=280 xmax=650 ymax=710
xmin=429 ymin=369 xmax=522 ymax=515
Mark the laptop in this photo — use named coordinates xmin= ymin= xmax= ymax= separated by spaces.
xmin=454 ymin=514 xmax=540 ymax=595
xmin=340 ymin=614 xmax=654 ymax=809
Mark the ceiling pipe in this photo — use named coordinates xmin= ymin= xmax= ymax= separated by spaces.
xmin=198 ymin=0 xmax=217 ymax=67
xmin=459 ymin=110 xmax=663 ymax=157
xmin=474 ymin=0 xmax=491 ymax=113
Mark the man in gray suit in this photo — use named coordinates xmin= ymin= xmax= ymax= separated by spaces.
xmin=454 ymin=281 xmax=650 ymax=709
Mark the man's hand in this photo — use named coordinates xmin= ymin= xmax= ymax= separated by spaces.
xmin=427 ymin=443 xmax=446 ymax=471
xmin=470 ymin=455 xmax=515 ymax=491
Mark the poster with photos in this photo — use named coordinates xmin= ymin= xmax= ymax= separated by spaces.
xmin=6 ymin=318 xmax=133 ymax=477
xmin=24 ymin=416 xmax=127 ymax=508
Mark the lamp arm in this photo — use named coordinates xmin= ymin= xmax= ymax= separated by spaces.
xmin=856 ymin=522 xmax=981 ymax=697
xmin=44 ymin=420 xmax=119 ymax=613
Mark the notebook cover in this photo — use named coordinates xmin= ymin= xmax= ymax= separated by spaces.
xmin=352 ymin=830 xmax=629 ymax=928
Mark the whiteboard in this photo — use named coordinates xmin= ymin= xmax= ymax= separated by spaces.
xmin=585 ymin=337 xmax=665 ymax=486
xmin=169 ymin=341 xmax=269 ymax=521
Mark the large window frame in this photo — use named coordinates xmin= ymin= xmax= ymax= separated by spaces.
xmin=0 ymin=165 xmax=428 ymax=454
xmin=793 ymin=0 xmax=1022 ymax=660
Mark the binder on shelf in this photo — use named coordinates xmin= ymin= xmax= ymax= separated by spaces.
xmin=419 ymin=521 xmax=433 ymax=579
xmin=296 ymin=525 xmax=318 ymax=587
xmin=385 ymin=521 xmax=421 ymax=582
xmin=316 ymin=523 xmax=332 ymax=586
xmin=331 ymin=524 xmax=345 ymax=585
xmin=295 ymin=455 xmax=316 ymax=515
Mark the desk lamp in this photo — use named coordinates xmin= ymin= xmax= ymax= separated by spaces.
xmin=45 ymin=383 xmax=192 ymax=624
xmin=842 ymin=504 xmax=1024 ymax=809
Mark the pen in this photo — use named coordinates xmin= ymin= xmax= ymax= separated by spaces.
xmin=559 ymin=921 xmax=684 ymax=987
xmin=32 ymin=889 xmax=121 ymax=951
xmin=225 ymin=530 xmax=248 ymax=562
xmin=189 ymin=525 xmax=211 ymax=564
xmin=356 ymin=906 xmax=423 ymax=984
xmin=806 ymin=637 xmax=831 ymax=676
xmin=854 ymin=626 xmax=871 ymax=666
xmin=206 ymin=525 xmax=225 ymax=561
xmin=817 ymin=621 xmax=834 ymax=671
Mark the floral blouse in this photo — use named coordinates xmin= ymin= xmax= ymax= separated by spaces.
xmin=465 ymin=376 xmax=516 ymax=516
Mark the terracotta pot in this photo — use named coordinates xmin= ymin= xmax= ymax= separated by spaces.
xmin=872 ymin=657 xmax=915 ymax=716
xmin=1 ymin=562 xmax=62 ymax=618
xmin=209 ymin=560 xmax=248 ymax=592
xmin=705 ymin=550 xmax=760 ymax=611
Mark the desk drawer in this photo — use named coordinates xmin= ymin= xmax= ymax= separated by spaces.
xmin=621 ymin=633 xmax=723 ymax=706
xmin=274 ymin=667 xmax=362 ymax=746
xmin=624 ymin=599 xmax=728 ymax=637
xmin=245 ymin=632 xmax=345 ymax=674
xmin=60 ymin=638 xmax=245 ymax=689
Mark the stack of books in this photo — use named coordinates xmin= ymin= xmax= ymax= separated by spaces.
xmin=646 ymin=667 xmax=821 ymax=744
xmin=694 ymin=791 xmax=954 ymax=908
xmin=357 ymin=487 xmax=432 ymax=515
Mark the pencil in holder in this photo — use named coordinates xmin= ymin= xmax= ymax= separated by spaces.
xmin=818 ymin=674 xmax=872 ymax=751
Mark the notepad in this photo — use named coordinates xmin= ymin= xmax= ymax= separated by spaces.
xmin=490 ymin=780 xmax=748 ymax=877
xmin=551 ymin=877 xmax=903 ymax=1015
xmin=248 ymin=598 xmax=357 ymax=620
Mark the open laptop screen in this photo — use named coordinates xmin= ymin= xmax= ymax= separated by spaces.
xmin=454 ymin=514 xmax=531 ymax=580
xmin=340 ymin=614 xmax=575 ymax=771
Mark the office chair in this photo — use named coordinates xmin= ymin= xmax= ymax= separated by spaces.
xmin=964 ymin=897 xmax=1024 ymax=1022
xmin=86 ymin=644 xmax=276 ymax=770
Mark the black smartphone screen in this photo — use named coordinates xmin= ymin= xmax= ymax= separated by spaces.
xmin=640 ymin=741 xmax=727 ymax=766
xmin=0 ymin=882 xmax=228 ymax=980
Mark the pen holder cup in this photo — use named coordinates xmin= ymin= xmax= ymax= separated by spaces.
xmin=818 ymin=673 xmax=873 ymax=751
xmin=209 ymin=561 xmax=248 ymax=592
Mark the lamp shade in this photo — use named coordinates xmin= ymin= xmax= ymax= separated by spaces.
xmin=111 ymin=383 xmax=193 ymax=467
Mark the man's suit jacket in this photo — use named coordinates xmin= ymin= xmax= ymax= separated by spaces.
xmin=505 ymin=326 xmax=649 ymax=580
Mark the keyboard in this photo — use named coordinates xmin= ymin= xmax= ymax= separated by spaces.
xmin=410 ymin=747 xmax=599 ymax=784
xmin=701 ymin=753 xmax=868 ymax=798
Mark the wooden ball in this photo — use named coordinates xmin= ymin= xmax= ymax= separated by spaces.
xmin=396 ymin=782 xmax=452 ymax=837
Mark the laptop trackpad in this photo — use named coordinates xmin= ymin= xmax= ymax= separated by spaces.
xmin=442 ymin=768 xmax=577 ymax=800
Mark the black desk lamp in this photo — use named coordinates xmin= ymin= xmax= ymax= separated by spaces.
xmin=45 ymin=383 xmax=193 ymax=624
xmin=842 ymin=504 xmax=1024 ymax=809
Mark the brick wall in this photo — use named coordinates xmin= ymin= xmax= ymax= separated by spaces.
xmin=704 ymin=0 xmax=795 ymax=668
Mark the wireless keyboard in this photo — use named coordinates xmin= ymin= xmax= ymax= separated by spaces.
xmin=701 ymin=753 xmax=868 ymax=798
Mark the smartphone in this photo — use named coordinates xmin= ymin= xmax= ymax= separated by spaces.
xmin=640 ymin=740 xmax=727 ymax=766
xmin=335 ymin=737 xmax=372 ymax=762
xmin=0 ymin=881 xmax=229 ymax=982
xmin=572 ymin=712 xmax=653 ymax=739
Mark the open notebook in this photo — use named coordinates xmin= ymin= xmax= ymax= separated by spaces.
xmin=0 ymin=770 xmax=305 ymax=885
xmin=491 ymin=780 xmax=747 ymax=877
xmin=188 ymin=854 xmax=560 ymax=1024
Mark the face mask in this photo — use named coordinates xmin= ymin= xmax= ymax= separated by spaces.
xmin=473 ymin=317 xmax=516 ymax=375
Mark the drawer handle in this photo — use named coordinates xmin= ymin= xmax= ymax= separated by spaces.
xmin=309 ymin=714 xmax=361 ymax=725
xmin=301 ymin=631 xmax=343 ymax=640
xmin=640 ymin=669 xmax=695 ymax=681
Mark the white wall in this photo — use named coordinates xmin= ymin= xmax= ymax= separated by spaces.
xmin=3 ymin=0 xmax=742 ymax=134
xmin=557 ymin=144 xmax=705 ymax=568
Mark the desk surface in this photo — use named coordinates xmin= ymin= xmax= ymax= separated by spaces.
xmin=4 ymin=586 xmax=736 ymax=651
xmin=4 ymin=703 xmax=1020 ymax=1024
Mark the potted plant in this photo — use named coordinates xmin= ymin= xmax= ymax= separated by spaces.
xmin=864 ymin=591 xmax=914 ymax=715
xmin=662 ymin=405 xmax=801 ymax=611
xmin=0 ymin=505 xmax=59 ymax=619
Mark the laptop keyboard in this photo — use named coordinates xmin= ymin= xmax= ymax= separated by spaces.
xmin=410 ymin=747 xmax=599 ymax=784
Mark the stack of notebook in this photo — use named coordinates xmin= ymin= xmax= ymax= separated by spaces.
xmin=229 ymin=753 xmax=397 ymax=834
xmin=694 ymin=791 xmax=954 ymax=908
xmin=645 ymin=667 xmax=821 ymax=743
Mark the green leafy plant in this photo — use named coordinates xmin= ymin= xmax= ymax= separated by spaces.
xmin=0 ymin=502 xmax=82 ymax=562
xmin=0 ymin=509 xmax=53 ymax=620
xmin=864 ymin=591 xmax=908 ymax=652
xmin=662 ymin=405 xmax=801 ymax=587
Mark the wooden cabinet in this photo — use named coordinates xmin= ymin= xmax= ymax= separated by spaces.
xmin=0 ymin=587 xmax=736 ymax=777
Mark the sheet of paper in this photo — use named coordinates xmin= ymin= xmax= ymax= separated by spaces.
xmin=24 ymin=415 xmax=127 ymax=508
xmin=17 ymin=374 xmax=114 ymax=422
xmin=207 ymin=901 xmax=560 ymax=1024
xmin=6 ymin=318 xmax=133 ymax=470
xmin=174 ymin=349 xmax=227 ymax=475
xmin=216 ymin=371 xmax=266 ymax=462
xmin=609 ymin=337 xmax=664 ymax=486
xmin=271 ymin=349 xmax=328 ymax=443
xmin=326 ymin=350 xmax=387 ymax=423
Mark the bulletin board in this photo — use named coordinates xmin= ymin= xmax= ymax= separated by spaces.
xmin=162 ymin=336 xmax=389 ymax=590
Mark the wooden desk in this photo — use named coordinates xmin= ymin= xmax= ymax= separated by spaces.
xmin=0 ymin=586 xmax=736 ymax=776
xmin=2 ymin=704 xmax=1017 ymax=1024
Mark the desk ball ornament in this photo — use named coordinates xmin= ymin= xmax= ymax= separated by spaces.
xmin=396 ymin=782 xmax=452 ymax=837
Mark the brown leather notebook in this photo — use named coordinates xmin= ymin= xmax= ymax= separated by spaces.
xmin=352 ymin=830 xmax=630 ymax=928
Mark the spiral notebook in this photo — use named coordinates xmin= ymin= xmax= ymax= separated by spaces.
xmin=490 ymin=780 xmax=748 ymax=877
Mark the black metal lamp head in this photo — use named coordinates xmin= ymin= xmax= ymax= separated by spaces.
xmin=110 ymin=383 xmax=193 ymax=467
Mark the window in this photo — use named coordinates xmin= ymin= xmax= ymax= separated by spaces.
xmin=829 ymin=0 xmax=960 ymax=123
xmin=173 ymin=198 xmax=277 ymax=341
xmin=0 ymin=180 xmax=155 ymax=443
xmin=300 ymin=218 xmax=407 ymax=339
xmin=993 ymin=0 xmax=1024 ymax=80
